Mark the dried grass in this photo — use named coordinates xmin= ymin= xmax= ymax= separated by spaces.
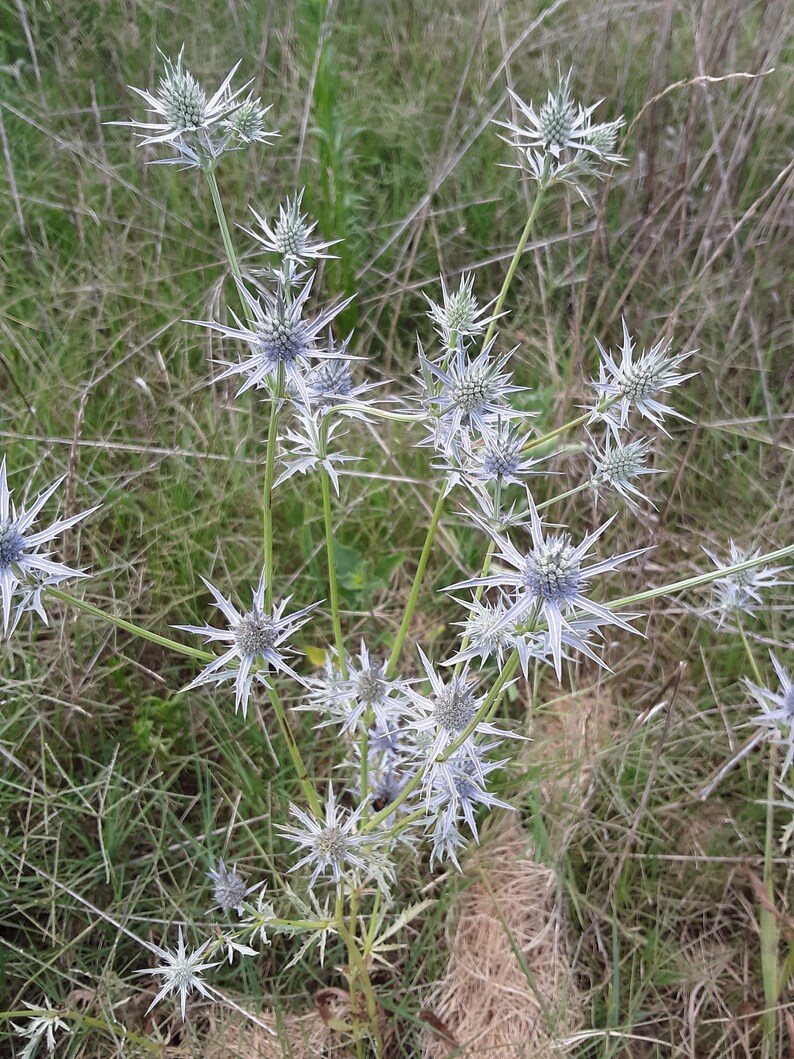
xmin=421 ymin=818 xmax=582 ymax=1059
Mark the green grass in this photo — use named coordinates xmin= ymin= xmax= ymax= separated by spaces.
xmin=1 ymin=0 xmax=793 ymax=1056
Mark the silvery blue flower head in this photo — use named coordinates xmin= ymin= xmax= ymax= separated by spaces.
xmin=469 ymin=424 xmax=544 ymax=488
xmin=589 ymin=318 xmax=696 ymax=436
xmin=403 ymin=647 xmax=516 ymax=784
xmin=445 ymin=596 xmax=521 ymax=669
xmin=301 ymin=332 xmax=383 ymax=421
xmin=197 ymin=276 xmax=354 ymax=401
xmin=222 ymin=96 xmax=276 ymax=147
xmin=746 ymin=654 xmax=794 ymax=775
xmin=278 ymin=784 xmax=394 ymax=891
xmin=135 ymin=927 xmax=219 ymax=1021
xmin=494 ymin=70 xmax=626 ymax=197
xmin=703 ymin=541 xmax=790 ymax=627
xmin=424 ymin=272 xmax=502 ymax=347
xmin=176 ymin=572 xmax=318 ymax=717
xmin=247 ymin=190 xmax=340 ymax=263
xmin=11 ymin=999 xmax=70 ymax=1058
xmin=273 ymin=408 xmax=359 ymax=496
xmin=427 ymin=742 xmax=512 ymax=867
xmin=419 ymin=337 xmax=530 ymax=459
xmin=207 ymin=859 xmax=259 ymax=917
xmin=116 ymin=48 xmax=270 ymax=168
xmin=448 ymin=488 xmax=648 ymax=679
xmin=588 ymin=434 xmax=660 ymax=508
xmin=0 ymin=458 xmax=99 ymax=633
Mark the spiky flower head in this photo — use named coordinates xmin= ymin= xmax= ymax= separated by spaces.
xmin=427 ymin=743 xmax=512 ymax=858
xmin=403 ymin=647 xmax=515 ymax=784
xmin=419 ymin=338 xmax=529 ymax=459
xmin=115 ymin=49 xmax=267 ymax=168
xmin=223 ymin=96 xmax=275 ymax=146
xmin=278 ymin=784 xmax=394 ymax=891
xmin=12 ymin=999 xmax=70 ymax=1059
xmin=445 ymin=596 xmax=520 ymax=668
xmin=176 ymin=571 xmax=318 ymax=717
xmin=494 ymin=69 xmax=626 ymax=197
xmin=248 ymin=190 xmax=340 ymax=263
xmin=0 ymin=458 xmax=98 ymax=634
xmin=703 ymin=541 xmax=790 ymax=626
xmin=589 ymin=318 xmax=696 ymax=436
xmin=273 ymin=409 xmax=358 ymax=496
xmin=449 ymin=489 xmax=647 ymax=679
xmin=424 ymin=273 xmax=501 ymax=346
xmin=746 ymin=654 xmax=794 ymax=775
xmin=196 ymin=276 xmax=354 ymax=401
xmin=135 ymin=927 xmax=218 ymax=1021
xmin=207 ymin=859 xmax=258 ymax=917
xmin=589 ymin=435 xmax=659 ymax=507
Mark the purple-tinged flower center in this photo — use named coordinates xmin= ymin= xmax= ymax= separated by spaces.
xmin=524 ymin=536 xmax=580 ymax=603
xmin=233 ymin=613 xmax=278 ymax=656
xmin=434 ymin=682 xmax=476 ymax=732
xmin=0 ymin=518 xmax=26 ymax=569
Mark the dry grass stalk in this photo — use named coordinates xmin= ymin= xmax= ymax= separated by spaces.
xmin=422 ymin=818 xmax=582 ymax=1059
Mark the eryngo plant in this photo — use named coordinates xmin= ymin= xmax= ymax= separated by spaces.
xmin=9 ymin=53 xmax=791 ymax=1057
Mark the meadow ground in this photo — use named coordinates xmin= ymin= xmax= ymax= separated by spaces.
xmin=0 ymin=0 xmax=793 ymax=1056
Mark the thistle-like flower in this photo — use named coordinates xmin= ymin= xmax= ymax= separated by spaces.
xmin=135 ymin=927 xmax=218 ymax=1021
xmin=223 ymin=96 xmax=275 ymax=146
xmin=588 ymin=435 xmax=659 ymax=507
xmin=302 ymin=641 xmax=408 ymax=734
xmin=445 ymin=596 xmax=520 ymax=668
xmin=247 ymin=190 xmax=340 ymax=262
xmin=495 ymin=70 xmax=626 ymax=196
xmin=589 ymin=319 xmax=696 ymax=436
xmin=177 ymin=572 xmax=318 ymax=716
xmin=703 ymin=541 xmax=790 ymax=626
xmin=449 ymin=488 xmax=647 ymax=678
xmin=0 ymin=458 xmax=98 ymax=633
xmin=207 ymin=859 xmax=259 ymax=917
xmin=424 ymin=273 xmax=501 ymax=346
xmin=746 ymin=654 xmax=794 ymax=775
xmin=419 ymin=338 xmax=528 ymax=458
xmin=403 ymin=648 xmax=514 ymax=783
xmin=198 ymin=276 xmax=354 ymax=401
xmin=273 ymin=409 xmax=358 ymax=495
xmin=467 ymin=424 xmax=543 ymax=487
xmin=12 ymin=999 xmax=70 ymax=1059
xmin=278 ymin=784 xmax=393 ymax=890
xmin=117 ymin=49 xmax=266 ymax=167
xmin=304 ymin=336 xmax=382 ymax=419
xmin=427 ymin=744 xmax=511 ymax=870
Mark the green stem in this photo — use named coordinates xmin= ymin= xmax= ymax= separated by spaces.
xmin=536 ymin=481 xmax=590 ymax=511
xmin=263 ymin=366 xmax=285 ymax=606
xmin=737 ymin=616 xmax=763 ymax=685
xmin=321 ymin=465 xmax=347 ymax=677
xmin=483 ymin=189 xmax=545 ymax=349
xmin=267 ymin=686 xmax=321 ymax=816
xmin=49 ymin=589 xmax=213 ymax=662
xmin=204 ymin=168 xmax=250 ymax=323
xmin=386 ymin=488 xmax=446 ymax=678
xmin=761 ymin=740 xmax=779 ymax=1054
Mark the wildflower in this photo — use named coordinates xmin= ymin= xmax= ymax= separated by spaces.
xmin=278 ymin=784 xmax=393 ymax=890
xmin=589 ymin=318 xmax=696 ymax=436
xmin=495 ymin=70 xmax=626 ymax=196
xmin=220 ymin=935 xmax=258 ymax=964
xmin=424 ymin=272 xmax=501 ymax=346
xmin=703 ymin=541 xmax=790 ymax=626
xmin=119 ymin=49 xmax=261 ymax=167
xmin=427 ymin=744 xmax=512 ymax=868
xmin=588 ymin=435 xmax=659 ymax=507
xmin=446 ymin=596 xmax=520 ymax=668
xmin=12 ymin=999 xmax=69 ymax=1059
xmin=403 ymin=648 xmax=514 ymax=782
xmin=207 ymin=859 xmax=259 ymax=917
xmin=177 ymin=572 xmax=318 ymax=717
xmin=247 ymin=190 xmax=340 ymax=263
xmin=135 ymin=927 xmax=218 ymax=1021
xmin=303 ymin=641 xmax=408 ymax=734
xmin=197 ymin=275 xmax=354 ymax=400
xmin=0 ymin=458 xmax=98 ymax=634
xmin=449 ymin=488 xmax=647 ymax=678
xmin=419 ymin=337 xmax=528 ymax=458
xmin=746 ymin=654 xmax=794 ymax=775
xmin=304 ymin=335 xmax=382 ymax=420
xmin=273 ymin=409 xmax=358 ymax=495
xmin=223 ymin=96 xmax=275 ymax=146
xmin=468 ymin=424 xmax=543 ymax=487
